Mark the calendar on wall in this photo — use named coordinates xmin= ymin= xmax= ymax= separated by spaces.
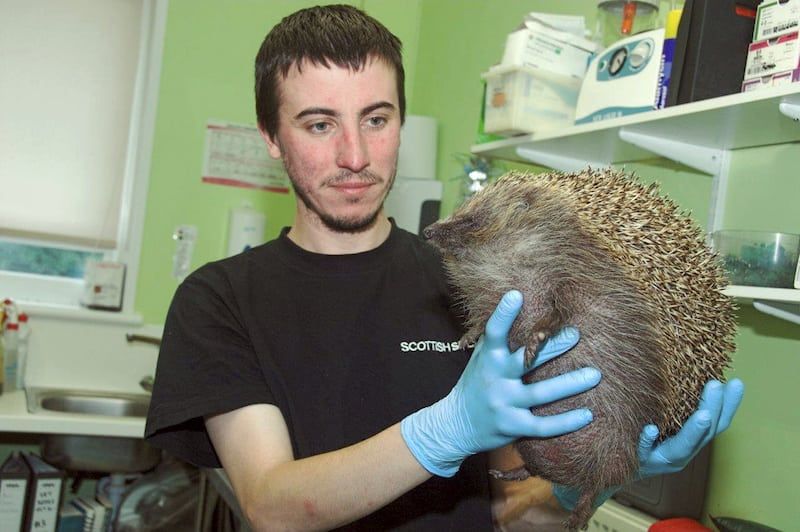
xmin=201 ymin=120 xmax=290 ymax=193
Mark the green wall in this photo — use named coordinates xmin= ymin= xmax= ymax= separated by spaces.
xmin=705 ymin=146 xmax=800 ymax=525
xmin=135 ymin=1 xmax=799 ymax=529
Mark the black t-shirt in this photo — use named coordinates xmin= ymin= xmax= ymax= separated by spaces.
xmin=144 ymin=222 xmax=493 ymax=530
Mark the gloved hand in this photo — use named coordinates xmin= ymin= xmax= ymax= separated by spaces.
xmin=552 ymin=377 xmax=745 ymax=510
xmin=637 ymin=377 xmax=744 ymax=478
xmin=400 ymin=290 xmax=601 ymax=477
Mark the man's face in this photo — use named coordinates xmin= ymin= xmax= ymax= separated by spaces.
xmin=263 ymin=58 xmax=401 ymax=233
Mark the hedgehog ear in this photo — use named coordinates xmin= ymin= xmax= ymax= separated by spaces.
xmin=424 ymin=212 xmax=482 ymax=244
xmin=453 ymin=211 xmax=483 ymax=234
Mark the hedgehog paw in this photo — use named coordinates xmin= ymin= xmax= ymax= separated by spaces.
xmin=524 ymin=343 xmax=541 ymax=368
xmin=488 ymin=467 xmax=532 ymax=481
xmin=458 ymin=330 xmax=480 ymax=350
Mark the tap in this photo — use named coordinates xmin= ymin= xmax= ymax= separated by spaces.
xmin=126 ymin=333 xmax=161 ymax=346
xmin=139 ymin=375 xmax=154 ymax=393
xmin=127 ymin=334 xmax=159 ymax=393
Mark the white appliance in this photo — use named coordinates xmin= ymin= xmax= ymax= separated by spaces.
xmin=575 ymin=28 xmax=665 ymax=124
xmin=384 ymin=177 xmax=443 ymax=235
xmin=384 ymin=115 xmax=442 ymax=235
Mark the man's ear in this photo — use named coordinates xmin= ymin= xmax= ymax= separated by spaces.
xmin=259 ymin=127 xmax=282 ymax=160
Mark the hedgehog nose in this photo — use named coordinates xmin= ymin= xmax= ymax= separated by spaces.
xmin=422 ymin=225 xmax=436 ymax=240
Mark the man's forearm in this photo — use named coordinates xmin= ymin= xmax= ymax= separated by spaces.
xmin=240 ymin=424 xmax=430 ymax=531
xmin=488 ymin=446 xmax=569 ymax=527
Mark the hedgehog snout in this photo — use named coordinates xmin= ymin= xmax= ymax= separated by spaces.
xmin=423 ymin=222 xmax=460 ymax=253
xmin=422 ymin=224 xmax=438 ymax=241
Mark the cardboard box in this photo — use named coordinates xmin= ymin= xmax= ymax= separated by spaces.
xmin=742 ymin=31 xmax=800 ymax=91
xmin=754 ymin=0 xmax=800 ymax=41
xmin=501 ymin=19 xmax=598 ymax=80
xmin=482 ymin=65 xmax=581 ymax=136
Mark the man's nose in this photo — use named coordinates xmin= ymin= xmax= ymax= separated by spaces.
xmin=336 ymin=126 xmax=369 ymax=173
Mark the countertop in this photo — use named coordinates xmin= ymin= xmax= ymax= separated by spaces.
xmin=0 ymin=389 xmax=146 ymax=438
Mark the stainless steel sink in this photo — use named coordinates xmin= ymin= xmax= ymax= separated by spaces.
xmin=39 ymin=393 xmax=149 ymax=417
xmin=27 ymin=388 xmax=161 ymax=473
xmin=41 ymin=434 xmax=161 ymax=474
xmin=27 ymin=387 xmax=151 ymax=417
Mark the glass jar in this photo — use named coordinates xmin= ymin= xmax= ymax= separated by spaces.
xmin=595 ymin=0 xmax=661 ymax=48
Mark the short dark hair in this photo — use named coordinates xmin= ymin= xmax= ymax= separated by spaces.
xmin=254 ymin=4 xmax=405 ymax=139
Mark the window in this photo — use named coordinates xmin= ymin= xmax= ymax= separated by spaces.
xmin=0 ymin=241 xmax=102 ymax=279
xmin=0 ymin=0 xmax=167 ymax=311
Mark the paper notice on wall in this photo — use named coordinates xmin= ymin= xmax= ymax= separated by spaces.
xmin=201 ymin=120 xmax=290 ymax=193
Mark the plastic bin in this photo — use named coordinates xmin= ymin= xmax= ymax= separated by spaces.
xmin=481 ymin=65 xmax=581 ymax=137
xmin=712 ymin=230 xmax=800 ymax=288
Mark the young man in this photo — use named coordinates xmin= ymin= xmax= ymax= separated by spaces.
xmin=145 ymin=5 xmax=743 ymax=531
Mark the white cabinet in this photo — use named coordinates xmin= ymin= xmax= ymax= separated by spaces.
xmin=470 ymin=85 xmax=800 ymax=324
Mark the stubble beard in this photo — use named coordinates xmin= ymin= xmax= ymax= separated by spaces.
xmin=285 ymin=159 xmax=396 ymax=234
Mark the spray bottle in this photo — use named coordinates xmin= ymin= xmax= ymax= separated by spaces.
xmin=1 ymin=298 xmax=19 ymax=394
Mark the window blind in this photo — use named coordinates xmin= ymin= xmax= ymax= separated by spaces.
xmin=0 ymin=0 xmax=144 ymax=249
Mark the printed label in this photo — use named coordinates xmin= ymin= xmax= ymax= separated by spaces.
xmin=744 ymin=33 xmax=800 ymax=79
xmin=756 ymin=0 xmax=800 ymax=41
xmin=29 ymin=478 xmax=62 ymax=531
xmin=0 ymin=479 xmax=28 ymax=531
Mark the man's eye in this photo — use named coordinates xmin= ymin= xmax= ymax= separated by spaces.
xmin=309 ymin=122 xmax=330 ymax=133
xmin=366 ymin=116 xmax=387 ymax=128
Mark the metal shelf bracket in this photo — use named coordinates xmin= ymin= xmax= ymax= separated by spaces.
xmin=515 ymin=146 xmax=607 ymax=173
xmin=752 ymin=301 xmax=800 ymax=325
xmin=618 ymin=128 xmax=724 ymax=175
xmin=779 ymin=94 xmax=800 ymax=121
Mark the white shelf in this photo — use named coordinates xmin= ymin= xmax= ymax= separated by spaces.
xmin=472 ymin=84 xmax=800 ymax=174
xmin=723 ymin=287 xmax=800 ymax=325
xmin=471 ymin=84 xmax=800 ymax=324
xmin=723 ymin=286 xmax=800 ymax=303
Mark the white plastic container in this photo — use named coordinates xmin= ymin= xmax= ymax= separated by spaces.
xmin=482 ymin=65 xmax=581 ymax=137
xmin=227 ymin=203 xmax=266 ymax=257
xmin=712 ymin=230 xmax=800 ymax=288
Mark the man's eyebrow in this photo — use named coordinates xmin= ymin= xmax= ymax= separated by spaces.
xmin=293 ymin=101 xmax=396 ymax=121
xmin=294 ymin=107 xmax=337 ymax=121
xmin=360 ymin=101 xmax=396 ymax=117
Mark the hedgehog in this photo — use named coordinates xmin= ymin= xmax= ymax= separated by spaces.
xmin=423 ymin=168 xmax=736 ymax=531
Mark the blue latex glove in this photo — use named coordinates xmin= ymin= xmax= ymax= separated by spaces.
xmin=553 ymin=377 xmax=745 ymax=510
xmin=401 ymin=290 xmax=601 ymax=477
xmin=637 ymin=377 xmax=744 ymax=478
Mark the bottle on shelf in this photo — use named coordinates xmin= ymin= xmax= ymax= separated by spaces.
xmin=3 ymin=321 xmax=19 ymax=393
xmin=16 ymin=313 xmax=29 ymax=390
xmin=0 ymin=326 xmax=4 ymax=395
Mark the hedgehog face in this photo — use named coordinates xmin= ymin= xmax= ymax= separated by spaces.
xmin=424 ymin=213 xmax=476 ymax=253
xmin=424 ymin=187 xmax=531 ymax=257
